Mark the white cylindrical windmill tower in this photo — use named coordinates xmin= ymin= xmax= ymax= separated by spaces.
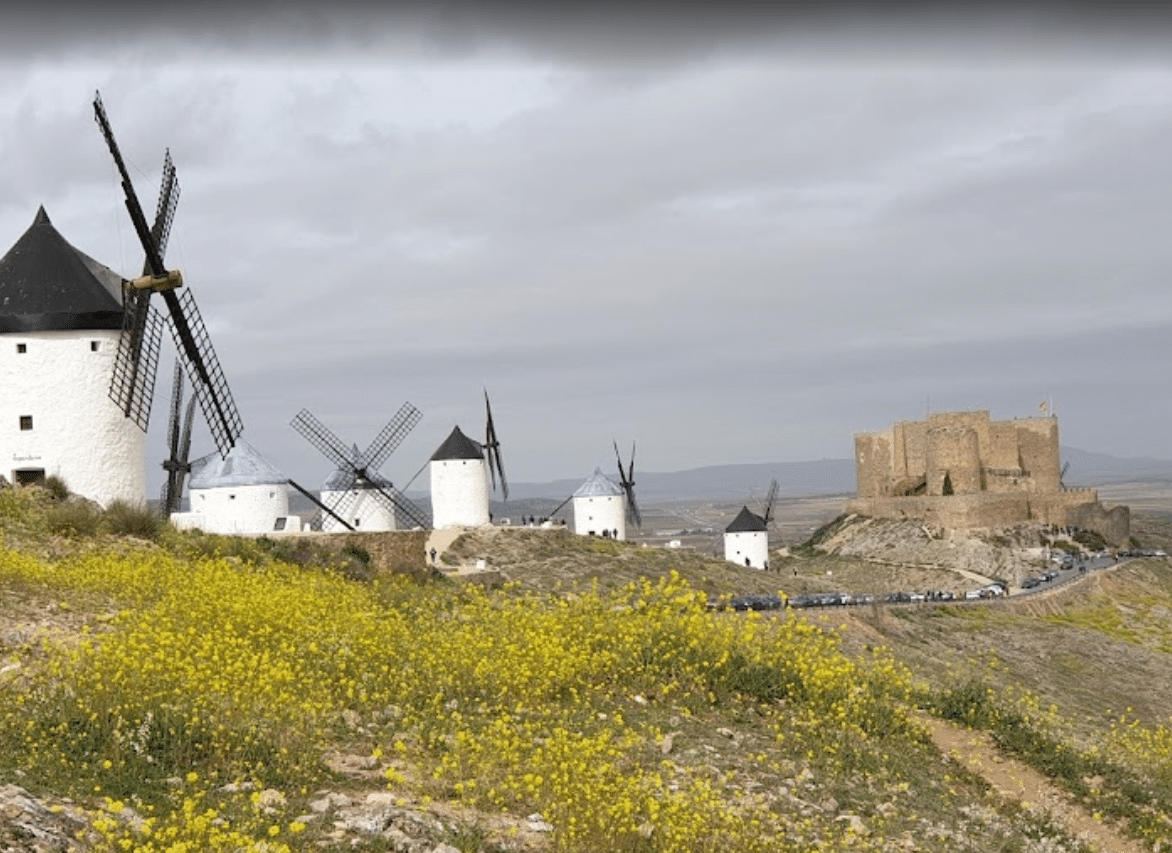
xmin=724 ymin=506 xmax=769 ymax=569
xmin=0 ymin=207 xmax=146 ymax=506
xmin=429 ymin=425 xmax=490 ymax=529
xmin=319 ymin=445 xmax=398 ymax=532
xmin=176 ymin=439 xmax=298 ymax=534
xmin=571 ymin=468 xmax=627 ymax=540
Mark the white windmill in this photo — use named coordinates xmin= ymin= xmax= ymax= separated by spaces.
xmin=570 ymin=469 xmax=626 ymax=540
xmin=173 ymin=438 xmax=300 ymax=535
xmin=554 ymin=441 xmax=641 ymax=541
xmin=0 ymin=207 xmax=146 ymax=506
xmin=289 ymin=404 xmax=430 ymax=532
xmin=428 ymin=392 xmax=508 ymax=530
xmin=723 ymin=479 xmax=777 ymax=570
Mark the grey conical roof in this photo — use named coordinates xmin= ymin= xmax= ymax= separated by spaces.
xmin=726 ymin=506 xmax=767 ymax=533
xmin=430 ymin=425 xmax=484 ymax=461
xmin=0 ymin=207 xmax=124 ymax=332
xmin=188 ymin=439 xmax=288 ymax=489
xmin=573 ymin=468 xmax=624 ymax=498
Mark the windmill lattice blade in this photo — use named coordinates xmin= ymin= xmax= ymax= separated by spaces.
xmin=493 ymin=446 xmax=508 ymax=500
xmin=483 ymin=391 xmax=508 ymax=500
xmin=167 ymin=362 xmax=184 ymax=458
xmin=324 ymin=479 xmax=361 ymax=530
xmin=160 ymin=363 xmax=185 ymax=517
xmin=286 ymin=479 xmax=354 ymax=532
xmin=164 ymin=287 xmax=243 ymax=458
xmin=108 ymin=299 xmax=163 ymax=432
xmin=361 ymin=402 xmax=422 ymax=472
xmin=290 ymin=408 xmax=356 ymax=473
xmin=175 ymin=393 xmax=197 ymax=504
xmin=368 ymin=484 xmax=432 ymax=530
xmin=626 ymin=487 xmax=643 ymax=529
xmin=93 ymin=91 xmax=165 ymax=276
xmin=149 ymin=150 xmax=180 ymax=265
xmin=763 ymin=478 xmax=779 ymax=526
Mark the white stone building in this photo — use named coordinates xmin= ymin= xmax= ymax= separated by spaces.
xmin=0 ymin=207 xmax=146 ymax=506
xmin=429 ymin=425 xmax=489 ymax=529
xmin=171 ymin=439 xmax=299 ymax=534
xmin=572 ymin=468 xmax=627 ymax=541
xmin=724 ymin=506 xmax=769 ymax=569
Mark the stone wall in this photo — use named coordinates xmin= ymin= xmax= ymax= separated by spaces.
xmin=845 ymin=489 xmax=1130 ymax=547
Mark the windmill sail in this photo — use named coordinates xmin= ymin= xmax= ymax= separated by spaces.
xmin=160 ymin=363 xmax=197 ymax=517
xmin=614 ymin=439 xmax=642 ymax=529
xmin=93 ymin=91 xmax=243 ymax=457
xmin=483 ymin=390 xmax=508 ymax=499
xmin=291 ymin=403 xmax=431 ymax=530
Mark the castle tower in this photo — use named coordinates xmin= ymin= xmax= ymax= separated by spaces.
xmin=429 ymin=425 xmax=490 ymax=529
xmin=724 ymin=506 xmax=769 ymax=569
xmin=571 ymin=468 xmax=626 ymax=540
xmin=0 ymin=207 xmax=146 ymax=506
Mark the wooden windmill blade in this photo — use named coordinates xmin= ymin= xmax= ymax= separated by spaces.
xmin=163 ymin=287 xmax=244 ymax=457
xmin=108 ymin=150 xmax=177 ymax=431
xmin=94 ymin=91 xmax=243 ymax=458
xmin=322 ymin=469 xmax=363 ymax=527
xmin=365 ymin=481 xmax=432 ymax=530
xmin=290 ymin=409 xmax=358 ymax=473
xmin=159 ymin=367 xmax=198 ymax=518
xmin=484 ymin=389 xmax=508 ymax=500
xmin=614 ymin=439 xmax=642 ymax=529
xmin=285 ymin=479 xmax=355 ymax=532
xmin=361 ymin=402 xmax=422 ymax=473
xmin=160 ymin=362 xmax=185 ymax=515
xmin=762 ymin=478 xmax=779 ymax=527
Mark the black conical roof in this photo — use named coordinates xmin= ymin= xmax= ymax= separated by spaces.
xmin=430 ymin=425 xmax=484 ymax=461
xmin=726 ymin=506 xmax=767 ymax=533
xmin=0 ymin=207 xmax=124 ymax=332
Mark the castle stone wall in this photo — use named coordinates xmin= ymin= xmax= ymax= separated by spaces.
xmin=925 ymin=426 xmax=981 ymax=495
xmin=854 ymin=432 xmax=892 ymax=498
xmin=986 ymin=422 xmax=1021 ymax=472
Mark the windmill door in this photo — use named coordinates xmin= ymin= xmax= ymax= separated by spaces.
xmin=13 ymin=468 xmax=45 ymax=487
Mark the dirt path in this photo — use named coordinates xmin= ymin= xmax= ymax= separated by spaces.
xmin=918 ymin=713 xmax=1146 ymax=853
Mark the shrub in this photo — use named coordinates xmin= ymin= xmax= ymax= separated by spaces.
xmin=44 ymin=475 xmax=70 ymax=501
xmin=1073 ymin=529 xmax=1108 ymax=552
xmin=44 ymin=500 xmax=103 ymax=538
xmin=102 ymin=500 xmax=165 ymax=540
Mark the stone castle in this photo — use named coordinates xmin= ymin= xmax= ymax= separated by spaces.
xmin=847 ymin=410 xmax=1129 ymax=546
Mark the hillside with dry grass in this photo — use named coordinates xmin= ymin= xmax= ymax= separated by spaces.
xmin=1 ymin=484 xmax=1171 ymax=852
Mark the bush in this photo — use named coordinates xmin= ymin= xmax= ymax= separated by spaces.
xmin=103 ymin=500 xmax=165 ymax=540
xmin=44 ymin=500 xmax=103 ymax=538
xmin=44 ymin=475 xmax=70 ymax=502
xmin=1073 ymin=529 xmax=1108 ymax=552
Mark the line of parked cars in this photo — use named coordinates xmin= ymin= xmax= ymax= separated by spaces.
xmin=712 ymin=583 xmax=1006 ymax=612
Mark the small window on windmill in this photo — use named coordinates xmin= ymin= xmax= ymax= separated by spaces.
xmin=229 ymin=494 xmax=236 ymax=500
xmin=90 ymin=341 xmax=100 ymax=352
xmin=19 ymin=415 xmax=32 ymax=431
xmin=16 ymin=343 xmax=26 ymax=354
xmin=273 ymin=517 xmax=287 ymax=531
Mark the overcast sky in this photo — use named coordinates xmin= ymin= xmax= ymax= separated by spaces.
xmin=2 ymin=4 xmax=1172 ymax=496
